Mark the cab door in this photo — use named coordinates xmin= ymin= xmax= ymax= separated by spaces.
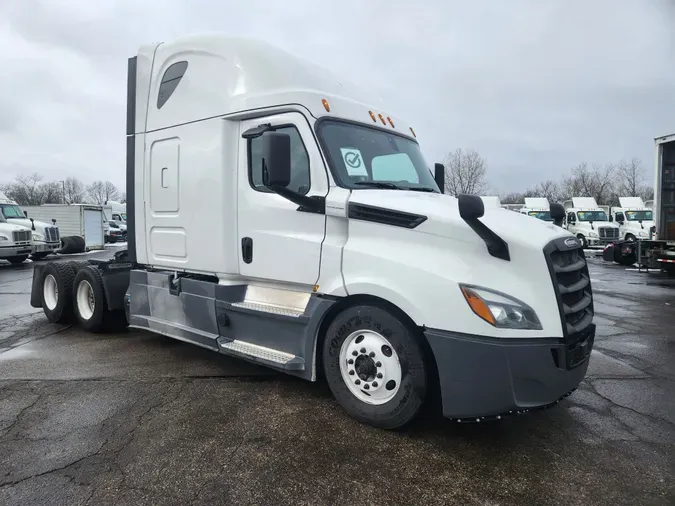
xmin=236 ymin=112 xmax=329 ymax=286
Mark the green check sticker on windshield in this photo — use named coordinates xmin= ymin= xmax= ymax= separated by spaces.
xmin=340 ymin=148 xmax=368 ymax=177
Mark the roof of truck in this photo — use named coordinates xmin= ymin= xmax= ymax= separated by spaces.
xmin=523 ymin=197 xmax=549 ymax=210
xmin=137 ymin=34 xmax=415 ymax=139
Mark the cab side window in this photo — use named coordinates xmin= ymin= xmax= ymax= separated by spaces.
xmin=248 ymin=126 xmax=310 ymax=195
xmin=567 ymin=212 xmax=576 ymax=223
xmin=615 ymin=212 xmax=624 ymax=222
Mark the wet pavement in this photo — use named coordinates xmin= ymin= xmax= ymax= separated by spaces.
xmin=0 ymin=251 xmax=673 ymax=505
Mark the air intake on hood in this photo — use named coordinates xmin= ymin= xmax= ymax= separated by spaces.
xmin=348 ymin=203 xmax=427 ymax=229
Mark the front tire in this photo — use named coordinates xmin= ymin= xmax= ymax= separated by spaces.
xmin=625 ymin=233 xmax=636 ymax=242
xmin=322 ymin=304 xmax=427 ymax=429
xmin=577 ymin=234 xmax=588 ymax=249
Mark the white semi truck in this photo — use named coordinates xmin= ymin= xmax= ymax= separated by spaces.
xmin=609 ymin=197 xmax=654 ymax=241
xmin=0 ymin=192 xmax=61 ymax=259
xmin=603 ymin=134 xmax=675 ymax=273
xmin=29 ymin=34 xmax=595 ymax=429
xmin=0 ymin=211 xmax=33 ymax=264
xmin=563 ymin=197 xmax=620 ymax=248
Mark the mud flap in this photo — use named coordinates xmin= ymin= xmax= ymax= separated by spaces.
xmin=30 ymin=264 xmax=45 ymax=308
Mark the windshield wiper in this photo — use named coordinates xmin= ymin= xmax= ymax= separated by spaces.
xmin=353 ymin=181 xmax=402 ymax=190
xmin=404 ymin=187 xmax=438 ymax=193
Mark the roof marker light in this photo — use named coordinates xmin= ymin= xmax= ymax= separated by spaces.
xmin=378 ymin=113 xmax=386 ymax=125
xmin=368 ymin=111 xmax=377 ymax=122
xmin=410 ymin=127 xmax=417 ymax=138
xmin=322 ymin=99 xmax=330 ymax=112
xmin=387 ymin=116 xmax=395 ymax=128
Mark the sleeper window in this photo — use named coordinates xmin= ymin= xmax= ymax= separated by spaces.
xmin=249 ymin=126 xmax=310 ymax=195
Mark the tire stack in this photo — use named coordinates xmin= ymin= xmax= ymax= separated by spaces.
xmin=38 ymin=260 xmax=128 ymax=332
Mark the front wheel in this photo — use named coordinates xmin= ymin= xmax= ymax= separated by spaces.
xmin=577 ymin=234 xmax=588 ymax=249
xmin=625 ymin=233 xmax=636 ymax=242
xmin=322 ymin=304 xmax=427 ymax=429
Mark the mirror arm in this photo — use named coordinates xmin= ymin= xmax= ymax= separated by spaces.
xmin=269 ymin=186 xmax=325 ymax=214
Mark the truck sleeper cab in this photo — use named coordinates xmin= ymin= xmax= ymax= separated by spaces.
xmin=30 ymin=34 xmax=595 ymax=429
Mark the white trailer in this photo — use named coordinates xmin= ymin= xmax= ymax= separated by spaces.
xmin=29 ymin=34 xmax=595 ymax=429
xmin=22 ymin=204 xmax=105 ymax=251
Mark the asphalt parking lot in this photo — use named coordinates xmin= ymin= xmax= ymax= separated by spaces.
xmin=0 ymin=250 xmax=673 ymax=505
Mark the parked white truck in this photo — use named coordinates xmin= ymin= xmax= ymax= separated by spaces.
xmin=22 ymin=204 xmax=105 ymax=252
xmin=519 ymin=197 xmax=554 ymax=223
xmin=603 ymin=134 xmax=675 ymax=273
xmin=563 ymin=197 xmax=620 ymax=248
xmin=609 ymin=197 xmax=654 ymax=241
xmin=28 ymin=34 xmax=595 ymax=429
xmin=0 ymin=211 xmax=33 ymax=264
xmin=0 ymin=192 xmax=61 ymax=259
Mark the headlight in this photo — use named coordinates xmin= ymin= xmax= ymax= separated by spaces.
xmin=589 ymin=231 xmax=598 ymax=237
xmin=0 ymin=235 xmax=8 ymax=241
xmin=32 ymin=233 xmax=44 ymax=241
xmin=460 ymin=285 xmax=542 ymax=330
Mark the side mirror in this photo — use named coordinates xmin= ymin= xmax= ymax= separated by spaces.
xmin=458 ymin=194 xmax=484 ymax=221
xmin=550 ymin=203 xmax=565 ymax=227
xmin=434 ymin=163 xmax=445 ymax=194
xmin=23 ymin=211 xmax=28 ymax=217
xmin=608 ymin=215 xmax=613 ymax=222
xmin=261 ymin=132 xmax=291 ymax=188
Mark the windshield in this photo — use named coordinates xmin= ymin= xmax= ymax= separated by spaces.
xmin=625 ymin=210 xmax=652 ymax=221
xmin=316 ymin=120 xmax=439 ymax=192
xmin=121 ymin=212 xmax=127 ymax=221
xmin=577 ymin=211 xmax=607 ymax=222
xmin=0 ymin=203 xmax=24 ymax=219
xmin=528 ymin=211 xmax=552 ymax=221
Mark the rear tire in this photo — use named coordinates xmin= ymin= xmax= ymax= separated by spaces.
xmin=41 ymin=262 xmax=75 ymax=323
xmin=73 ymin=266 xmax=109 ymax=332
xmin=322 ymin=304 xmax=427 ymax=430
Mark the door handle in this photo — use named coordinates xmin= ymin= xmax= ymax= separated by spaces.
xmin=241 ymin=237 xmax=253 ymax=264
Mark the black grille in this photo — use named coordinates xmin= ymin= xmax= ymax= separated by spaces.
xmin=12 ymin=230 xmax=31 ymax=243
xmin=45 ymin=227 xmax=60 ymax=242
xmin=544 ymin=237 xmax=595 ymax=361
xmin=598 ymin=226 xmax=619 ymax=239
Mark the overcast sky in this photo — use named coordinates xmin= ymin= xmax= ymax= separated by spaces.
xmin=1 ymin=0 xmax=673 ymax=194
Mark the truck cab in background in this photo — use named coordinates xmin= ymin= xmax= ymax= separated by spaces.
xmin=0 ymin=210 xmax=33 ymax=264
xmin=0 ymin=193 xmax=61 ymax=259
xmin=609 ymin=197 xmax=654 ymax=241
xmin=563 ymin=197 xmax=620 ymax=248
xmin=519 ymin=197 xmax=554 ymax=222
xmin=29 ymin=34 xmax=596 ymax=429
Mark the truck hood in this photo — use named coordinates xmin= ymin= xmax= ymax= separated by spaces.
xmin=0 ymin=222 xmax=31 ymax=234
xmin=6 ymin=217 xmax=55 ymax=233
xmin=348 ymin=190 xmax=571 ymax=250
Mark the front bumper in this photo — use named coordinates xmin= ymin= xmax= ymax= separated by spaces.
xmin=425 ymin=324 xmax=595 ymax=420
xmin=587 ymin=237 xmax=616 ymax=247
xmin=0 ymin=244 xmax=33 ymax=257
xmin=33 ymin=241 xmax=61 ymax=253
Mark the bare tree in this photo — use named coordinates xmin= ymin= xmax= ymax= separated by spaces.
xmin=63 ymin=177 xmax=86 ymax=204
xmin=533 ymin=180 xmax=563 ymax=203
xmin=442 ymin=148 xmax=487 ymax=196
xmin=0 ymin=173 xmax=46 ymax=205
xmin=561 ymin=162 xmax=616 ymax=204
xmin=87 ymin=181 xmax=120 ymax=204
xmin=119 ymin=192 xmax=127 ymax=204
xmin=42 ymin=182 xmax=62 ymax=204
xmin=616 ymin=158 xmax=648 ymax=197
